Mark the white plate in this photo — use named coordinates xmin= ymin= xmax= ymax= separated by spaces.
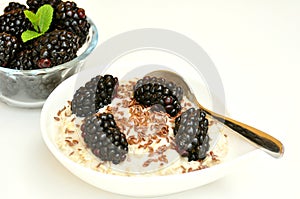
xmin=41 ymin=64 xmax=259 ymax=197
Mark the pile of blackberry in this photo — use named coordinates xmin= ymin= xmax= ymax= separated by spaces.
xmin=0 ymin=33 xmax=21 ymax=67
xmin=10 ymin=29 xmax=80 ymax=70
xmin=0 ymin=0 xmax=90 ymax=69
xmin=81 ymin=113 xmax=128 ymax=164
xmin=174 ymin=108 xmax=210 ymax=161
xmin=71 ymin=75 xmax=119 ymax=117
xmin=133 ymin=76 xmax=183 ymax=117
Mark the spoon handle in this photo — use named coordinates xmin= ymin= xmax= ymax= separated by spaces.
xmin=204 ymin=108 xmax=284 ymax=158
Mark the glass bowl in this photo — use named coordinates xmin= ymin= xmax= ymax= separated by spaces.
xmin=0 ymin=18 xmax=98 ymax=108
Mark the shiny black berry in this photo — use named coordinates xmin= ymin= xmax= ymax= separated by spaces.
xmin=10 ymin=49 xmax=39 ymax=70
xmin=174 ymin=108 xmax=210 ymax=161
xmin=0 ymin=9 xmax=32 ymax=38
xmin=134 ymin=76 xmax=183 ymax=102
xmin=0 ymin=33 xmax=21 ymax=67
xmin=10 ymin=29 xmax=79 ymax=70
xmin=81 ymin=113 xmax=128 ymax=164
xmin=71 ymin=75 xmax=119 ymax=117
xmin=31 ymin=29 xmax=80 ymax=68
xmin=134 ymin=83 xmax=181 ymax=117
xmin=4 ymin=2 xmax=27 ymax=13
xmin=55 ymin=1 xmax=90 ymax=47
xmin=26 ymin=0 xmax=62 ymax=12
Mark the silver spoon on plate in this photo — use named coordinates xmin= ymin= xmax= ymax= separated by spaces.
xmin=146 ymin=70 xmax=284 ymax=158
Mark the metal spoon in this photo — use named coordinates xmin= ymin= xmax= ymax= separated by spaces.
xmin=146 ymin=70 xmax=284 ymax=158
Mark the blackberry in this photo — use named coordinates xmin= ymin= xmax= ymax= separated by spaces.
xmin=4 ymin=2 xmax=27 ymax=13
xmin=81 ymin=113 xmax=128 ymax=164
xmin=55 ymin=1 xmax=90 ymax=47
xmin=31 ymin=29 xmax=80 ymax=68
xmin=0 ymin=9 xmax=32 ymax=38
xmin=71 ymin=75 xmax=119 ymax=117
xmin=10 ymin=49 xmax=39 ymax=70
xmin=11 ymin=29 xmax=80 ymax=70
xmin=134 ymin=76 xmax=183 ymax=102
xmin=133 ymin=83 xmax=181 ymax=117
xmin=37 ymin=29 xmax=79 ymax=63
xmin=174 ymin=108 xmax=210 ymax=161
xmin=26 ymin=0 xmax=62 ymax=12
xmin=0 ymin=33 xmax=21 ymax=67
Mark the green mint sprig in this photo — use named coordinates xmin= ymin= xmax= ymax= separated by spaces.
xmin=21 ymin=4 xmax=54 ymax=43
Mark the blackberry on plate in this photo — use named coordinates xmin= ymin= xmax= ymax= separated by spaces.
xmin=133 ymin=83 xmax=181 ymax=117
xmin=174 ymin=108 xmax=210 ymax=161
xmin=4 ymin=2 xmax=27 ymax=13
xmin=55 ymin=1 xmax=90 ymax=47
xmin=26 ymin=0 xmax=62 ymax=12
xmin=0 ymin=9 xmax=32 ymax=38
xmin=81 ymin=113 xmax=128 ymax=164
xmin=71 ymin=75 xmax=119 ymax=117
xmin=0 ymin=33 xmax=21 ymax=67
xmin=134 ymin=76 xmax=183 ymax=102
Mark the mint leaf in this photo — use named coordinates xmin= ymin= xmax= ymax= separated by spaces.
xmin=22 ymin=4 xmax=54 ymax=42
xmin=24 ymin=10 xmax=39 ymax=32
xmin=36 ymin=4 xmax=53 ymax=33
xmin=21 ymin=30 xmax=43 ymax=43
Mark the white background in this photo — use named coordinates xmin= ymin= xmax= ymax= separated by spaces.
xmin=0 ymin=0 xmax=299 ymax=198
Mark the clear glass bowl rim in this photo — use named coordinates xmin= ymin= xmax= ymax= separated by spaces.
xmin=0 ymin=17 xmax=98 ymax=76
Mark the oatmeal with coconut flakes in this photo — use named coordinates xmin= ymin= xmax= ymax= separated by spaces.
xmin=53 ymin=75 xmax=228 ymax=176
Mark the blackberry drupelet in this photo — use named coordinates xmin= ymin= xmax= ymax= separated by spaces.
xmin=26 ymin=0 xmax=62 ymax=12
xmin=134 ymin=76 xmax=183 ymax=102
xmin=81 ymin=113 xmax=128 ymax=164
xmin=0 ymin=33 xmax=21 ymax=67
xmin=71 ymin=75 xmax=119 ymax=117
xmin=4 ymin=2 xmax=27 ymax=13
xmin=174 ymin=108 xmax=210 ymax=161
xmin=0 ymin=9 xmax=32 ymax=38
xmin=133 ymin=83 xmax=181 ymax=117
xmin=55 ymin=1 xmax=90 ymax=47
